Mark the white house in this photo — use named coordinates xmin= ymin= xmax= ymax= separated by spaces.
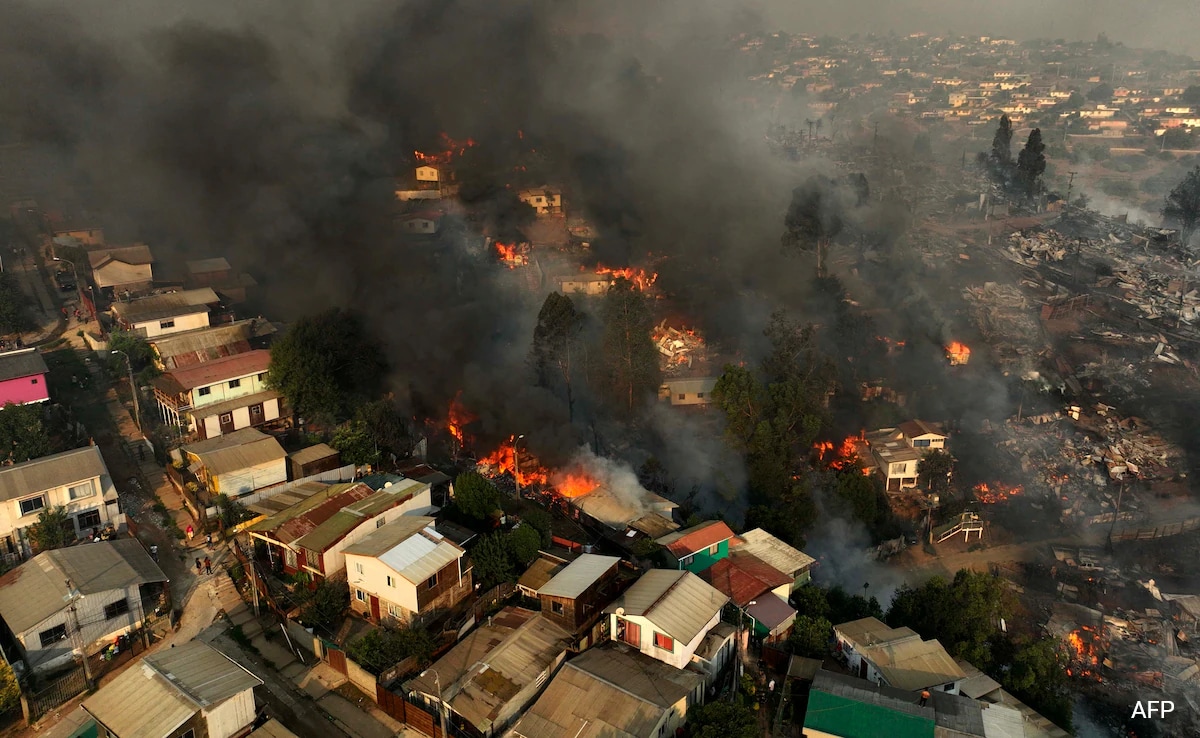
xmin=182 ymin=428 xmax=287 ymax=497
xmin=110 ymin=287 xmax=218 ymax=338
xmin=83 ymin=640 xmax=262 ymax=738
xmin=343 ymin=514 xmax=471 ymax=626
xmin=834 ymin=616 xmax=966 ymax=694
xmin=0 ymin=539 xmax=166 ymax=673
xmin=0 ymin=446 xmax=120 ymax=560
xmin=603 ymin=569 xmax=729 ymax=670
xmin=152 ymin=349 xmax=279 ymax=438
xmin=517 ymin=187 xmax=563 ymax=216
xmin=864 ymin=420 xmax=948 ymax=492
xmin=87 ymin=244 xmax=155 ymax=293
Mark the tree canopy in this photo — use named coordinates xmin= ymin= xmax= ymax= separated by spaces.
xmin=917 ymin=449 xmax=955 ymax=498
xmin=887 ymin=569 xmax=1015 ymax=671
xmin=470 ymin=533 xmax=515 ymax=589
xmin=453 ymin=472 xmax=501 ymax=521
xmin=347 ymin=626 xmax=433 ymax=675
xmin=506 ymin=524 xmax=541 ymax=567
xmin=530 ymin=292 xmax=584 ymax=420
xmin=790 ymin=615 xmax=833 ymax=658
xmin=1016 ymin=128 xmax=1047 ymax=198
xmin=0 ymin=403 xmax=53 ymax=463
xmin=685 ymin=701 xmax=759 ymax=738
xmin=0 ymin=661 xmax=18 ymax=715
xmin=29 ymin=506 xmax=71 ymax=551
xmin=0 ymin=274 xmax=32 ymax=336
xmin=297 ymin=579 xmax=348 ymax=633
xmin=267 ymin=309 xmax=387 ymax=421
xmin=599 ymin=278 xmax=660 ymax=413
xmin=989 ymin=114 xmax=1014 ymax=170
xmin=1163 ymin=166 xmax=1200 ymax=244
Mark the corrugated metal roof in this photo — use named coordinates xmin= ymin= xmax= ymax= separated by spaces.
xmin=342 ymin=516 xmax=436 ymax=557
xmin=187 ymin=257 xmax=231 ymax=274
xmin=248 ymin=719 xmax=298 ymax=738
xmin=735 ymin=528 xmax=816 ymax=577
xmin=536 ymin=554 xmax=618 ymax=599
xmin=0 ymin=348 xmax=48 ymax=382
xmin=701 ymin=553 xmax=793 ymax=607
xmin=655 ymin=520 xmax=735 ymax=558
xmin=0 ymin=446 xmax=108 ymax=502
xmin=0 ymin=539 xmax=167 ymax=633
xmin=744 ymin=592 xmax=796 ymax=632
xmin=509 ymin=643 xmax=702 ymax=738
xmin=145 ymin=640 xmax=262 ymax=706
xmin=835 ymin=617 xmax=919 ymax=649
xmin=864 ymin=637 xmax=966 ymax=692
xmin=930 ymin=691 xmax=985 ymax=737
xmin=270 ymin=483 xmax=374 ymax=544
xmin=187 ymin=429 xmax=286 ymax=477
xmin=87 ymin=244 xmax=154 ymax=268
xmin=111 ymin=288 xmax=218 ymax=323
xmin=92 ymin=261 xmax=152 ymax=290
xmin=292 ymin=480 xmax=430 ymax=553
xmin=157 ymin=350 xmax=271 ymax=393
xmin=569 ymin=486 xmax=677 ymax=530
xmin=151 ymin=322 xmax=259 ymax=370
xmin=246 ymin=481 xmax=337 ymax=518
xmin=288 ymin=443 xmax=338 ymax=466
xmin=603 ymin=570 xmax=728 ymax=645
xmin=343 ymin=515 xmax=464 ymax=584
xmin=517 ymin=557 xmax=565 ymax=593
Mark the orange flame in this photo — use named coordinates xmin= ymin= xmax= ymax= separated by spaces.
xmin=555 ymin=472 xmax=599 ymax=498
xmin=494 ymin=241 xmax=527 ymax=268
xmin=972 ymin=482 xmax=1023 ymax=504
xmin=945 ymin=341 xmax=971 ymax=365
xmin=479 ymin=437 xmax=549 ymax=487
xmin=414 ymin=133 xmax=477 ymax=166
xmin=815 ymin=431 xmax=867 ymax=471
xmin=593 ymin=264 xmax=658 ymax=291
xmin=447 ymin=392 xmax=476 ymax=446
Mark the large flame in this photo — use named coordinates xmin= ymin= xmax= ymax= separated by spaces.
xmin=1063 ymin=626 xmax=1103 ymax=681
xmin=554 ymin=472 xmax=600 ymax=498
xmin=447 ymin=392 xmax=475 ymax=447
xmin=479 ymin=437 xmax=549 ymax=487
xmin=594 ymin=264 xmax=658 ymax=291
xmin=815 ymin=431 xmax=867 ymax=472
xmin=945 ymin=341 xmax=971 ymax=365
xmin=494 ymin=241 xmax=527 ymax=268
xmin=972 ymin=482 xmax=1022 ymax=504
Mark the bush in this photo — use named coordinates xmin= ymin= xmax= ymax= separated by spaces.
xmin=347 ymin=626 xmax=433 ymax=675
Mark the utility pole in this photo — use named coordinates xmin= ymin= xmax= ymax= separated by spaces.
xmin=1065 ymin=171 xmax=1077 ymax=214
xmin=65 ymin=583 xmax=94 ymax=689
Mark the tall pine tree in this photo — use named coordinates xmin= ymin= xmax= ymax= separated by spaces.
xmin=599 ymin=278 xmax=660 ymax=413
xmin=989 ymin=114 xmax=1014 ymax=179
xmin=1016 ymin=128 xmax=1047 ymax=198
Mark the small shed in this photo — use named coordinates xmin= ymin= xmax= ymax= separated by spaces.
xmin=288 ymin=443 xmax=341 ymax=481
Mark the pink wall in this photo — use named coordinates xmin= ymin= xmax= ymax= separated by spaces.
xmin=0 ymin=374 xmax=50 ymax=405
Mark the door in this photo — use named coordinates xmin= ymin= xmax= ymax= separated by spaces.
xmin=618 ymin=618 xmax=640 ymax=647
xmin=326 ymin=647 xmax=347 ymax=674
xmin=370 ymin=595 xmax=381 ymax=621
xmin=859 ymin=659 xmax=868 ymax=678
xmin=249 ymin=403 xmax=264 ymax=425
xmin=219 ymin=412 xmax=236 ymax=435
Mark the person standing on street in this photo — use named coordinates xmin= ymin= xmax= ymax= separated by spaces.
xmin=204 ymin=557 xmax=212 ymax=575
xmin=186 ymin=525 xmax=194 ymax=541
xmin=195 ymin=558 xmax=202 ymax=574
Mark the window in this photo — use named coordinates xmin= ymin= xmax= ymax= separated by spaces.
xmin=386 ymin=576 xmax=395 ymax=587
xmin=19 ymin=496 xmax=45 ymax=516
xmin=38 ymin=624 xmax=67 ymax=648
xmin=355 ymin=562 xmax=364 ymax=575
xmin=180 ymin=729 xmax=195 ymax=738
xmin=68 ymin=482 xmax=94 ymax=500
xmin=388 ymin=604 xmax=402 ymax=618
xmin=77 ymin=510 xmax=101 ymax=530
xmin=257 ymin=373 xmax=266 ymax=382
xmin=228 ymin=379 xmax=241 ymax=388
xmin=376 ymin=518 xmax=387 ymax=529
xmin=197 ymin=387 xmax=211 ymax=397
xmin=31 ymin=378 xmax=38 ymax=385
xmin=426 ymin=573 xmax=438 ymax=589
xmin=696 ymin=393 xmax=704 ymax=399
xmin=219 ymin=413 xmax=233 ymax=424
xmin=159 ymin=320 xmax=175 ymax=330
xmin=250 ymin=404 xmax=263 ymax=418
xmin=104 ymin=599 xmax=130 ymax=620
xmin=551 ymin=601 xmax=564 ymax=616
xmin=355 ymin=589 xmax=366 ymax=602
xmin=912 ymin=439 xmax=931 ymax=448
xmin=285 ymin=549 xmax=297 ymax=568
xmin=654 ymin=632 xmax=674 ymax=651
xmin=678 ymin=393 xmax=685 ymax=400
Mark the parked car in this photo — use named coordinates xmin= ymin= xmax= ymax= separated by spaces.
xmin=54 ymin=268 xmax=76 ymax=292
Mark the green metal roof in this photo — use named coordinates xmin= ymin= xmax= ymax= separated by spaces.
xmin=804 ymin=689 xmax=935 ymax=738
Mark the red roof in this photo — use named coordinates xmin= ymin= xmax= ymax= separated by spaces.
xmin=162 ymin=350 xmax=271 ymax=391
xmin=275 ymin=483 xmax=375 ymax=544
xmin=660 ymin=520 xmax=736 ymax=558
xmin=700 ymin=553 xmax=792 ymax=608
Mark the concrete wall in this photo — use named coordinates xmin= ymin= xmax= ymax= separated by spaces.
xmin=346 ymin=657 xmax=378 ymax=698
xmin=134 ymin=311 xmax=209 ymax=338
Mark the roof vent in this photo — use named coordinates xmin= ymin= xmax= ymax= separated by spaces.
xmin=384 ymin=481 xmax=393 ymax=489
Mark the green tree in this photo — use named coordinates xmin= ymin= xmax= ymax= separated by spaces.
xmin=297 ymin=579 xmax=349 ymax=633
xmin=347 ymin=626 xmax=434 ymax=675
xmin=471 ymin=533 xmax=515 ymax=589
xmin=887 ymin=569 xmax=1015 ymax=670
xmin=1182 ymin=86 xmax=1200 ymax=105
xmin=1016 ymin=128 xmax=1047 ymax=198
xmin=506 ymin=524 xmax=541 ymax=566
xmin=521 ymin=508 xmax=553 ymax=547
xmin=0 ymin=274 xmax=32 ymax=336
xmin=354 ymin=399 xmax=413 ymax=463
xmin=108 ymin=328 xmax=155 ymax=368
xmin=599 ymin=278 xmax=660 ymax=413
xmin=826 ymin=586 xmax=884 ymax=624
xmin=267 ymin=309 xmax=387 ymax=421
xmin=28 ymin=506 xmax=71 ymax=551
xmin=917 ymin=449 xmax=955 ymax=497
xmin=0 ymin=403 xmax=53 ymax=463
xmin=530 ymin=292 xmax=584 ymax=420
xmin=711 ymin=365 xmax=766 ymax=450
xmin=1163 ymin=166 xmax=1200 ymax=243
xmin=782 ymin=175 xmax=846 ymax=276
xmin=792 ymin=585 xmax=831 ymax=619
xmin=990 ymin=114 xmax=1014 ymax=171
xmin=790 ymin=615 xmax=832 ymax=658
xmin=686 ymin=701 xmax=759 ymax=738
xmin=831 ymin=469 xmax=886 ymax=532
xmin=453 ymin=472 xmax=501 ymax=521
xmin=0 ymin=660 xmax=18 ymax=715
xmin=330 ymin=420 xmax=378 ymax=466
xmin=1003 ymin=639 xmax=1073 ymax=732
xmin=215 ymin=494 xmax=251 ymax=529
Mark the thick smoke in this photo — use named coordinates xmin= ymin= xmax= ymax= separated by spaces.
xmin=565 ymin=446 xmax=655 ymax=519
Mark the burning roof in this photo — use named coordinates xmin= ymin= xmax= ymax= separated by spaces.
xmin=945 ymin=341 xmax=971 ymax=366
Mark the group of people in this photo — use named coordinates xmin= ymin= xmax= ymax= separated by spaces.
xmin=195 ymin=556 xmax=213 ymax=575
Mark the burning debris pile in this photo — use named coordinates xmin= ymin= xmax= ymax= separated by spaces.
xmin=1064 ymin=625 xmax=1104 ymax=680
xmin=814 ymin=432 xmax=868 ymax=473
xmin=944 ymin=341 xmax=971 ymax=366
xmin=961 ymin=282 xmax=1045 ymax=369
xmin=594 ymin=264 xmax=658 ymax=292
xmin=414 ymin=133 xmax=477 ymax=166
xmin=652 ymin=320 xmax=706 ymax=373
xmin=972 ymin=482 xmax=1023 ymax=504
xmin=493 ymin=241 xmax=530 ymax=268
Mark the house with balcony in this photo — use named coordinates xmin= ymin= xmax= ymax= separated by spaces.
xmin=536 ymin=553 xmax=622 ymax=650
xmin=603 ymin=569 xmax=729 ymax=671
xmin=82 ymin=640 xmax=261 ymax=738
xmin=0 ymin=539 xmax=166 ymax=673
xmin=834 ymin=617 xmax=965 ymax=695
xmin=864 ymin=420 xmax=948 ymax=492
xmin=152 ymin=349 xmax=280 ymax=439
xmin=0 ymin=348 xmax=49 ymax=406
xmin=0 ymin=446 xmax=120 ymax=560
xmin=655 ymin=519 xmax=737 ymax=573
xmin=181 ymin=428 xmax=288 ymax=498
xmin=405 ymin=607 xmax=571 ymax=737
xmin=110 ymin=287 xmax=219 ymax=338
xmin=344 ymin=515 xmax=471 ymax=626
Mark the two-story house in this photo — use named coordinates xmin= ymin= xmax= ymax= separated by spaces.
xmin=536 ymin=554 xmax=621 ymax=651
xmin=82 ymin=640 xmax=262 ymax=738
xmin=148 ymin=319 xmax=276 ymax=372
xmin=864 ymin=420 xmax=948 ymax=492
xmin=603 ymin=569 xmax=729 ymax=671
xmin=656 ymin=520 xmax=736 ymax=573
xmin=517 ymin=187 xmax=563 ymax=216
xmin=110 ymin=287 xmax=219 ymax=338
xmin=0 ymin=348 xmax=50 ymax=406
xmin=834 ymin=617 xmax=966 ymax=694
xmin=153 ymin=349 xmax=280 ymax=438
xmin=0 ymin=539 xmax=166 ymax=673
xmin=510 ymin=642 xmax=705 ymax=738
xmin=0 ymin=446 xmax=120 ymax=559
xmin=406 ymin=606 xmax=571 ymax=737
xmin=344 ymin=514 xmax=470 ymax=626
xmin=181 ymin=428 xmax=288 ymax=498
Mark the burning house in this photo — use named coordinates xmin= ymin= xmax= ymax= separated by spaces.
xmin=945 ymin=341 xmax=971 ymax=366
